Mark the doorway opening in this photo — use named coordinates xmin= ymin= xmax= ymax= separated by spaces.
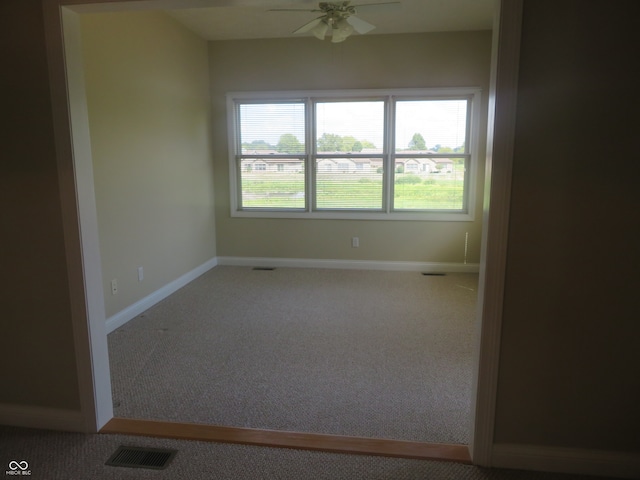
xmin=49 ymin=0 xmax=521 ymax=465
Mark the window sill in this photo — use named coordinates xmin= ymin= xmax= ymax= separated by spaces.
xmin=230 ymin=209 xmax=475 ymax=222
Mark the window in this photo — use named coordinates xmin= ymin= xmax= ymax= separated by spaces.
xmin=227 ymin=88 xmax=481 ymax=220
xmin=394 ymin=99 xmax=469 ymax=211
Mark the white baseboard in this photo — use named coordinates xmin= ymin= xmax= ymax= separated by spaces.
xmin=105 ymin=257 xmax=218 ymax=334
xmin=0 ymin=404 xmax=87 ymax=432
xmin=492 ymin=443 xmax=640 ymax=479
xmin=217 ymin=256 xmax=480 ymax=273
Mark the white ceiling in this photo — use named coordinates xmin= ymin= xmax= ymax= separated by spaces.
xmin=164 ymin=0 xmax=495 ymax=42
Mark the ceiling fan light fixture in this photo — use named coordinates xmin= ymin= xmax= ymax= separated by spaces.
xmin=312 ymin=20 xmax=330 ymax=40
xmin=280 ymin=1 xmax=397 ymax=42
xmin=331 ymin=17 xmax=354 ymax=43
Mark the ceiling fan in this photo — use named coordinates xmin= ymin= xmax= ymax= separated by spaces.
xmin=269 ymin=1 xmax=401 ymax=43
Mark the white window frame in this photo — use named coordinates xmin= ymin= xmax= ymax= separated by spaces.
xmin=227 ymin=87 xmax=482 ymax=221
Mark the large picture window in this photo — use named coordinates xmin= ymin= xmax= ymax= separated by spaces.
xmin=227 ymin=88 xmax=481 ymax=220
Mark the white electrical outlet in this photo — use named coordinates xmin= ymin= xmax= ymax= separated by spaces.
xmin=138 ymin=266 xmax=144 ymax=282
xmin=352 ymin=237 xmax=359 ymax=248
xmin=111 ymin=279 xmax=118 ymax=295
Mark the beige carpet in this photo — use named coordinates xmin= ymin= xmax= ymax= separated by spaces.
xmin=108 ymin=266 xmax=478 ymax=444
xmin=1 ymin=425 xmax=620 ymax=480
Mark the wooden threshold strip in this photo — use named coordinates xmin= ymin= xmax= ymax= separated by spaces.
xmin=100 ymin=418 xmax=471 ymax=463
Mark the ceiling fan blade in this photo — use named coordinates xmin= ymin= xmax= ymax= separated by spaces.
xmin=293 ymin=16 xmax=325 ymax=34
xmin=346 ymin=15 xmax=375 ymax=34
xmin=352 ymin=1 xmax=402 ymax=12
xmin=268 ymin=8 xmax=322 ymax=12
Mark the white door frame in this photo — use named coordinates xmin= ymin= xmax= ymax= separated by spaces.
xmin=42 ymin=0 xmax=523 ymax=465
xmin=468 ymin=0 xmax=523 ymax=465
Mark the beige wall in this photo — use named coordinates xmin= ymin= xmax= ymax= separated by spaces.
xmin=80 ymin=11 xmax=216 ymax=317
xmin=494 ymin=0 xmax=640 ymax=453
xmin=209 ymin=32 xmax=492 ymax=263
xmin=0 ymin=0 xmax=81 ymax=410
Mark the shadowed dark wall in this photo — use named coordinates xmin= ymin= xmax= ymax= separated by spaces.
xmin=495 ymin=0 xmax=640 ymax=452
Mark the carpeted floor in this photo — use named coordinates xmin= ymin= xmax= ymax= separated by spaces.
xmin=108 ymin=266 xmax=478 ymax=444
xmin=0 ymin=426 xmax=620 ymax=480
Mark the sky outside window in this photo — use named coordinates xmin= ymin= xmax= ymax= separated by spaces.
xmin=239 ymin=103 xmax=305 ymax=149
xmin=395 ymin=100 xmax=468 ymax=152
xmin=239 ymin=99 xmax=468 ymax=152
xmin=315 ymin=101 xmax=385 ymax=151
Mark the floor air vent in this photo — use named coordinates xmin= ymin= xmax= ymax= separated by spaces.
xmin=252 ymin=267 xmax=275 ymax=271
xmin=422 ymin=272 xmax=446 ymax=276
xmin=105 ymin=446 xmax=177 ymax=470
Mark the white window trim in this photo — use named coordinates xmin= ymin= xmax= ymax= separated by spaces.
xmin=226 ymin=87 xmax=482 ymax=222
